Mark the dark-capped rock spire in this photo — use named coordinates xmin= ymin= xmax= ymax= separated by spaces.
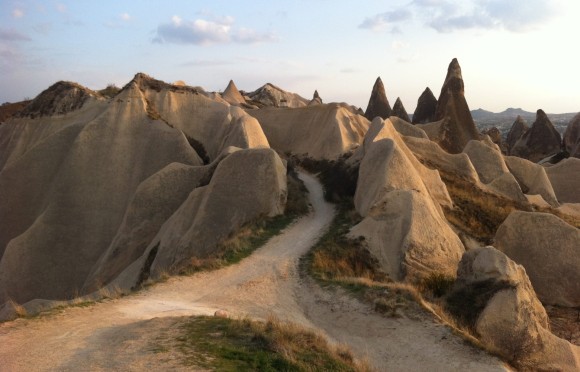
xmin=364 ymin=77 xmax=391 ymax=121
xmin=412 ymin=87 xmax=437 ymax=124
xmin=391 ymin=97 xmax=411 ymax=122
xmin=511 ymin=109 xmax=562 ymax=162
xmin=506 ymin=116 xmax=529 ymax=154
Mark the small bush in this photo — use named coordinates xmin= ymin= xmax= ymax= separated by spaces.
xmin=419 ymin=272 xmax=455 ymax=298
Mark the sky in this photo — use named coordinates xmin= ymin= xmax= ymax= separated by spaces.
xmin=1 ymin=0 xmax=579 ymax=113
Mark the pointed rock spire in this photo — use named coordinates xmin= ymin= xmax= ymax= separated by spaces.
xmin=391 ymin=97 xmax=411 ymax=122
xmin=412 ymin=87 xmax=437 ymax=124
xmin=222 ymin=80 xmax=246 ymax=105
xmin=506 ymin=116 xmax=529 ymax=154
xmin=434 ymin=58 xmax=480 ymax=153
xmin=564 ymin=112 xmax=580 ymax=158
xmin=309 ymin=90 xmax=323 ymax=106
xmin=511 ymin=110 xmax=562 ymax=162
xmin=364 ymin=77 xmax=391 ymax=121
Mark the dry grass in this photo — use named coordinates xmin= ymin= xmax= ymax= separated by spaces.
xmin=546 ymin=306 xmax=580 ymax=345
xmin=172 ymin=315 xmax=372 ymax=371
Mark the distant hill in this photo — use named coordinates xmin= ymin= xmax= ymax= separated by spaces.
xmin=471 ymin=108 xmax=577 ymax=137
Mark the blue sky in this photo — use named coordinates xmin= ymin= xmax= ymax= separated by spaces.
xmin=1 ymin=0 xmax=579 ymax=113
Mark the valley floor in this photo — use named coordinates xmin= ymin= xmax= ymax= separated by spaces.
xmin=0 ymin=173 xmax=508 ymax=371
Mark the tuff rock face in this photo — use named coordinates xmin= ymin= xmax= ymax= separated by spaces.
xmin=494 ymin=211 xmax=580 ymax=307
xmin=412 ymin=87 xmax=437 ymax=124
xmin=391 ymin=97 xmax=411 ymax=123
xmin=222 ymin=80 xmax=246 ymax=106
xmin=563 ymin=112 xmax=580 ymax=158
xmin=246 ymin=83 xmax=309 ymax=108
xmin=433 ymin=58 xmax=480 ymax=154
xmin=364 ymin=77 xmax=391 ymax=121
xmin=481 ymin=127 xmax=504 ymax=151
xmin=0 ymin=73 xmax=284 ymax=308
xmin=506 ymin=116 xmax=529 ymax=153
xmin=451 ymin=246 xmax=580 ymax=370
xmin=511 ymin=110 xmax=562 ymax=162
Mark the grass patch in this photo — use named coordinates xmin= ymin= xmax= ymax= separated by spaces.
xmin=418 ymin=272 xmax=456 ymax=299
xmin=437 ymin=169 xmax=530 ymax=243
xmin=305 ymin=199 xmax=389 ymax=286
xmin=98 ymin=83 xmax=121 ymax=98
xmin=173 ymin=316 xmax=367 ymax=371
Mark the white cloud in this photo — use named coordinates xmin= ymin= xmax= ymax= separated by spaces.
xmin=56 ymin=3 xmax=67 ymax=14
xmin=154 ymin=16 xmax=277 ymax=46
xmin=391 ymin=40 xmax=409 ymax=50
xmin=362 ymin=0 xmax=557 ymax=34
xmin=12 ymin=9 xmax=24 ymax=18
xmin=121 ymin=13 xmax=131 ymax=21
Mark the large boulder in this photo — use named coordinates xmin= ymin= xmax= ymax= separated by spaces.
xmin=451 ymin=246 xmax=580 ymax=370
xmin=462 ymin=140 xmax=509 ymax=184
xmin=563 ymin=112 xmax=580 ymax=158
xmin=544 ymin=157 xmax=580 ymax=203
xmin=511 ymin=110 xmax=562 ymax=162
xmin=433 ymin=58 xmax=480 ymax=154
xmin=506 ymin=116 xmax=529 ymax=154
xmin=112 ymin=148 xmax=287 ymax=286
xmin=350 ymin=121 xmax=463 ymax=282
xmin=248 ymin=103 xmax=369 ymax=160
xmin=494 ymin=211 xmax=580 ymax=307
xmin=412 ymin=87 xmax=437 ymax=124
xmin=391 ymin=97 xmax=411 ymax=123
xmin=504 ymin=156 xmax=559 ymax=207
xmin=364 ymin=77 xmax=391 ymax=121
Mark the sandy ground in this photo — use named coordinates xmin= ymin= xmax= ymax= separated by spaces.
xmin=0 ymin=172 xmax=509 ymax=371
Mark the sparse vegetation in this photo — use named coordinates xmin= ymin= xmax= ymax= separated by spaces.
xmin=98 ymin=83 xmax=121 ymax=98
xmin=418 ymin=272 xmax=456 ymax=299
xmin=168 ymin=315 xmax=368 ymax=371
xmin=294 ymin=155 xmax=359 ymax=202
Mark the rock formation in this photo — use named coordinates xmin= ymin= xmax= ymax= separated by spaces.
xmin=451 ymin=246 xmax=580 ymax=370
xmin=504 ymin=156 xmax=559 ymax=207
xmin=494 ymin=211 xmax=580 ymax=307
xmin=544 ymin=157 xmax=580 ymax=203
xmin=462 ymin=140 xmax=510 ymax=184
xmin=0 ymin=100 xmax=30 ymax=124
xmin=364 ymin=77 xmax=391 ymax=121
xmin=481 ymin=127 xmax=504 ymax=151
xmin=432 ymin=58 xmax=480 ymax=154
xmin=221 ymin=80 xmax=246 ymax=106
xmin=511 ymin=110 xmax=562 ymax=162
xmin=506 ymin=116 xmax=529 ymax=154
xmin=412 ymin=87 xmax=437 ymax=124
xmin=308 ymin=90 xmax=323 ymax=106
xmin=563 ymin=112 xmax=580 ymax=158
xmin=0 ymin=73 xmax=284 ymax=307
xmin=391 ymin=97 xmax=411 ymax=122
xmin=246 ymin=83 xmax=309 ymax=108
xmin=248 ymin=103 xmax=369 ymax=160
xmin=350 ymin=118 xmax=463 ymax=282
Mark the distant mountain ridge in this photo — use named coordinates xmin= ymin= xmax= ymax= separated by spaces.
xmin=471 ymin=108 xmax=577 ymax=136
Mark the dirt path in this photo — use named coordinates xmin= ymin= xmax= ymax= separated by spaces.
xmin=0 ymin=172 xmax=508 ymax=371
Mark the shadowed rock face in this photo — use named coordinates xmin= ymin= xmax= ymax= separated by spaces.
xmin=0 ymin=101 xmax=30 ymax=124
xmin=482 ymin=127 xmax=502 ymax=147
xmin=511 ymin=110 xmax=562 ymax=162
xmin=563 ymin=112 xmax=580 ymax=158
xmin=412 ymin=87 xmax=437 ymax=124
xmin=391 ymin=97 xmax=411 ymax=122
xmin=434 ymin=59 xmax=480 ymax=153
xmin=17 ymin=81 xmax=100 ymax=118
xmin=506 ymin=116 xmax=529 ymax=153
xmin=364 ymin=77 xmax=391 ymax=121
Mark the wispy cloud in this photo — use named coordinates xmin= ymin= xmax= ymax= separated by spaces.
xmin=361 ymin=0 xmax=557 ymax=34
xmin=359 ymin=9 xmax=412 ymax=32
xmin=153 ymin=15 xmax=277 ymax=45
xmin=0 ymin=28 xmax=32 ymax=42
xmin=121 ymin=13 xmax=131 ymax=21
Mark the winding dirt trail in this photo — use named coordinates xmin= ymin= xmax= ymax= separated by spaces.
xmin=0 ymin=172 xmax=508 ymax=371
